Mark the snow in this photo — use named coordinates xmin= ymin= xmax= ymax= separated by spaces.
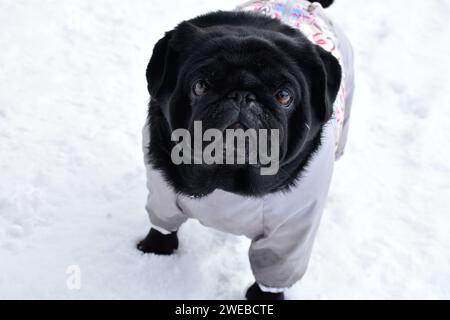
xmin=0 ymin=0 xmax=449 ymax=299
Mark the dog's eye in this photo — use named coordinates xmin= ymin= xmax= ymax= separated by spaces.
xmin=193 ymin=80 xmax=209 ymax=96
xmin=275 ymin=89 xmax=293 ymax=107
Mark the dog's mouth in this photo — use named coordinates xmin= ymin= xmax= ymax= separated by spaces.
xmin=220 ymin=122 xmax=265 ymax=167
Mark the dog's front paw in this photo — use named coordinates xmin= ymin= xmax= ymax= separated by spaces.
xmin=245 ymin=283 xmax=285 ymax=300
xmin=137 ymin=228 xmax=179 ymax=255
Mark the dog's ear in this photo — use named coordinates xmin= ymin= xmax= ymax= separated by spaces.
xmin=146 ymin=30 xmax=175 ymax=99
xmin=146 ymin=22 xmax=205 ymax=99
xmin=309 ymin=45 xmax=342 ymax=123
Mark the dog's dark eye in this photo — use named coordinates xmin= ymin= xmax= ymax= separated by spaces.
xmin=275 ymin=89 xmax=293 ymax=107
xmin=193 ymin=80 xmax=209 ymax=96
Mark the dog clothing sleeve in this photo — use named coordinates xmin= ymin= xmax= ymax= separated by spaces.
xmin=248 ymin=121 xmax=335 ymax=289
xmin=142 ymin=120 xmax=188 ymax=233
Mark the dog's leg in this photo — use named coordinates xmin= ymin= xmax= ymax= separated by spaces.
xmin=137 ymin=228 xmax=179 ymax=255
xmin=140 ymin=121 xmax=187 ymax=256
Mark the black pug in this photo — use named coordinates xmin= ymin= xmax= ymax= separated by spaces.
xmin=138 ymin=0 xmax=354 ymax=300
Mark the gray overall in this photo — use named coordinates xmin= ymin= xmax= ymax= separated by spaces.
xmin=143 ymin=0 xmax=354 ymax=291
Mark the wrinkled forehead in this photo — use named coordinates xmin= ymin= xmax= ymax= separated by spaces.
xmin=182 ymin=35 xmax=301 ymax=88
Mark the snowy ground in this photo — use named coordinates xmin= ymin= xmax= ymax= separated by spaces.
xmin=1 ymin=0 xmax=449 ymax=299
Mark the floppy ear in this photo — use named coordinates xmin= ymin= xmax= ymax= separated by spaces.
xmin=146 ymin=30 xmax=176 ymax=99
xmin=310 ymin=45 xmax=342 ymax=123
xmin=146 ymin=22 xmax=205 ymax=99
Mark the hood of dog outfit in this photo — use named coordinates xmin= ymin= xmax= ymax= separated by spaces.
xmin=143 ymin=0 xmax=355 ymax=290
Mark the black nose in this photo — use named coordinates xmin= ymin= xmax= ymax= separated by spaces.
xmin=227 ymin=91 xmax=257 ymax=104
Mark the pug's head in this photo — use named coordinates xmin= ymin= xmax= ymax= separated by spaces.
xmin=146 ymin=11 xmax=341 ymax=197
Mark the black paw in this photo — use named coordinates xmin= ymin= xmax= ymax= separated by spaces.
xmin=137 ymin=228 xmax=179 ymax=255
xmin=245 ymin=283 xmax=285 ymax=300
